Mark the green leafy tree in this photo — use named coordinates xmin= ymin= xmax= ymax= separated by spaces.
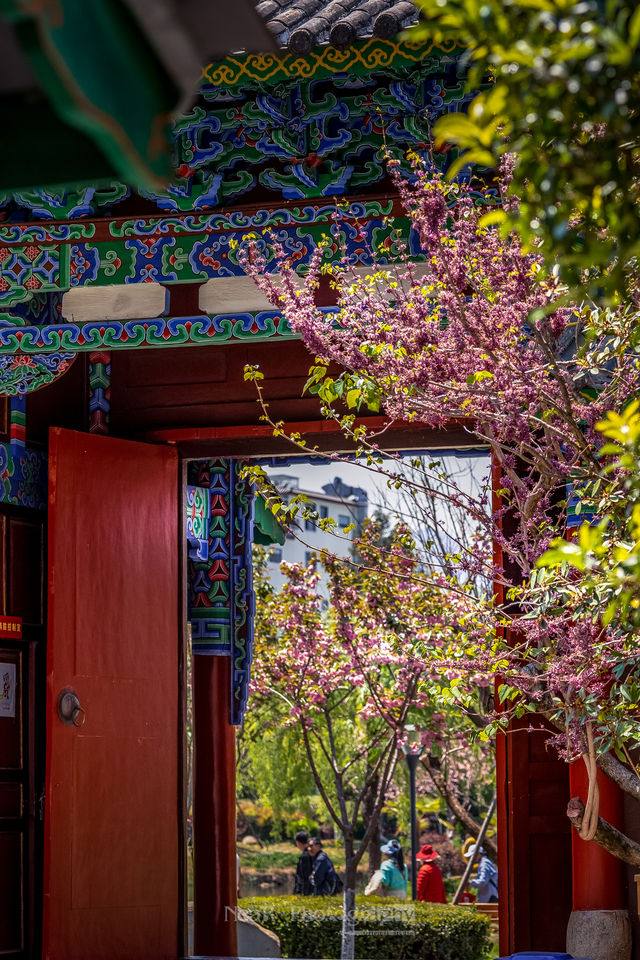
xmin=237 ymin=550 xmax=317 ymax=828
xmin=413 ymin=0 xmax=640 ymax=301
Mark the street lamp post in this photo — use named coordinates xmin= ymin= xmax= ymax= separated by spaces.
xmin=401 ymin=725 xmax=424 ymax=900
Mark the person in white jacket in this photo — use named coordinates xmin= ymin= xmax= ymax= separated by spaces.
xmin=464 ymin=844 xmax=498 ymax=903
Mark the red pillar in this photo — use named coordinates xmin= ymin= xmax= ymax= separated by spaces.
xmin=495 ymin=728 xmax=511 ymax=957
xmin=193 ymin=654 xmax=238 ymax=956
xmin=570 ymin=761 xmax=624 ymax=910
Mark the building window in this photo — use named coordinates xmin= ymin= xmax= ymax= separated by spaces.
xmin=269 ymin=548 xmax=282 ymax=563
xmin=304 ymin=503 xmax=317 ymax=532
xmin=305 ymin=551 xmax=316 ymax=568
xmin=338 ymin=514 xmax=350 ymax=528
xmin=320 ymin=505 xmax=328 ymax=519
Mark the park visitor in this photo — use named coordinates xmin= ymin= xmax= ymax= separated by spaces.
xmin=308 ymin=837 xmax=342 ymax=895
xmin=293 ymin=830 xmax=313 ymax=895
xmin=379 ymin=839 xmax=408 ymax=899
xmin=416 ymin=843 xmax=447 ymax=903
xmin=464 ymin=844 xmax=498 ymax=903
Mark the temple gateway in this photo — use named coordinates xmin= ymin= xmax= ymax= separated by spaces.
xmin=0 ymin=2 xmax=632 ymax=959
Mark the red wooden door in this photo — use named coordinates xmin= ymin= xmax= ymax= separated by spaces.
xmin=43 ymin=428 xmax=179 ymax=960
xmin=497 ymin=717 xmax=573 ymax=954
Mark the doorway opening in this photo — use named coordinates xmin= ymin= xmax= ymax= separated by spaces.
xmin=182 ymin=442 xmax=500 ymax=955
xmin=239 ymin=448 xmax=496 ymax=905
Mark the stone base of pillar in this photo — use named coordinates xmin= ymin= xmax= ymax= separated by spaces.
xmin=238 ymin=908 xmax=281 ymax=958
xmin=567 ymin=910 xmax=631 ymax=960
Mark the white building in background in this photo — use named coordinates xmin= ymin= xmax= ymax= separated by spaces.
xmin=264 ymin=473 xmax=368 ymax=593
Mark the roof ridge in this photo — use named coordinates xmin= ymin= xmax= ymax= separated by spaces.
xmin=255 ymin=0 xmax=420 ymax=53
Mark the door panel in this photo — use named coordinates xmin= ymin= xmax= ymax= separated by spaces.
xmin=0 ymin=831 xmax=22 ymax=950
xmin=43 ymin=428 xmax=179 ymax=960
xmin=0 ymin=644 xmax=25 ymax=957
xmin=498 ymin=717 xmax=572 ymax=953
xmin=0 ymin=510 xmax=45 ymax=960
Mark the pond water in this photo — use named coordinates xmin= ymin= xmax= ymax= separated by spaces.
xmin=242 ymin=874 xmax=371 ymax=898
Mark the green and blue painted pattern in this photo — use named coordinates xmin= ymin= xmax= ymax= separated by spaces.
xmin=0 ymin=39 xmax=474 ymax=394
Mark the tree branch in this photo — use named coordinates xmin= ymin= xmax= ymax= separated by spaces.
xmin=351 ymin=743 xmax=401 ymax=871
xmin=301 ymin=724 xmax=344 ymax=829
xmin=421 ymin=755 xmax=497 ymax=860
xmin=536 ymin=701 xmax=640 ymax=803
xmin=598 ymin=752 xmax=640 ymax=801
xmin=568 ymin=796 xmax=640 ymax=867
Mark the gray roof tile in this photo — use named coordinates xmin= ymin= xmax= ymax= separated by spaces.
xmin=373 ymin=1 xmax=417 ymax=38
xmin=255 ymin=0 xmax=281 ymax=18
xmin=254 ymin=0 xmax=419 ymax=51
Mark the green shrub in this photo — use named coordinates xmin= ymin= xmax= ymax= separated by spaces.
xmin=239 ymin=896 xmax=491 ymax=960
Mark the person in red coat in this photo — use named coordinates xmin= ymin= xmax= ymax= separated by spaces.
xmin=416 ymin=844 xmax=447 ymax=903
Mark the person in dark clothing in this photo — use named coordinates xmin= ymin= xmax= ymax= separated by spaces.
xmin=308 ymin=837 xmax=339 ymax=896
xmin=293 ymin=830 xmax=313 ymax=895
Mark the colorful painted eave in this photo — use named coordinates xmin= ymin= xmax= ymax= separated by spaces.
xmin=201 ymin=36 xmax=464 ymax=88
xmin=0 ymin=35 xmax=473 ymax=395
xmin=0 ymin=194 xmax=424 ymax=394
xmin=0 ymin=312 xmax=296 ymax=355
xmin=0 ymin=197 xmax=400 ymax=245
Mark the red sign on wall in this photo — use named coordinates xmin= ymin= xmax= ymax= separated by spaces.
xmin=0 ymin=617 xmax=22 ymax=639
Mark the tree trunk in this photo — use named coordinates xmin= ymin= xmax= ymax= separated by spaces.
xmin=367 ymin=833 xmax=381 ymax=877
xmin=341 ymin=855 xmax=358 ymax=960
xmin=362 ymin=778 xmax=381 ymax=877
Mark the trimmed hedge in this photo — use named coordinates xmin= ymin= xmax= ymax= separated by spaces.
xmin=239 ymin=896 xmax=491 ymax=960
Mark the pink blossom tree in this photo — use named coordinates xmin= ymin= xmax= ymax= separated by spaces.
xmin=241 ymin=156 xmax=640 ymax=866
xmin=249 ymin=521 xmax=484 ymax=959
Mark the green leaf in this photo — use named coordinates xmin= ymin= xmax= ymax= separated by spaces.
xmin=630 ymin=6 xmax=640 ymax=48
xmin=537 ymin=541 xmax=586 ymax=571
xmin=466 ymin=370 xmax=495 ymax=386
xmin=479 ymin=209 xmax=508 ymax=228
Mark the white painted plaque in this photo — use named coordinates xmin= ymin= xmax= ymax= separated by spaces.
xmin=0 ymin=663 xmax=16 ymax=717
